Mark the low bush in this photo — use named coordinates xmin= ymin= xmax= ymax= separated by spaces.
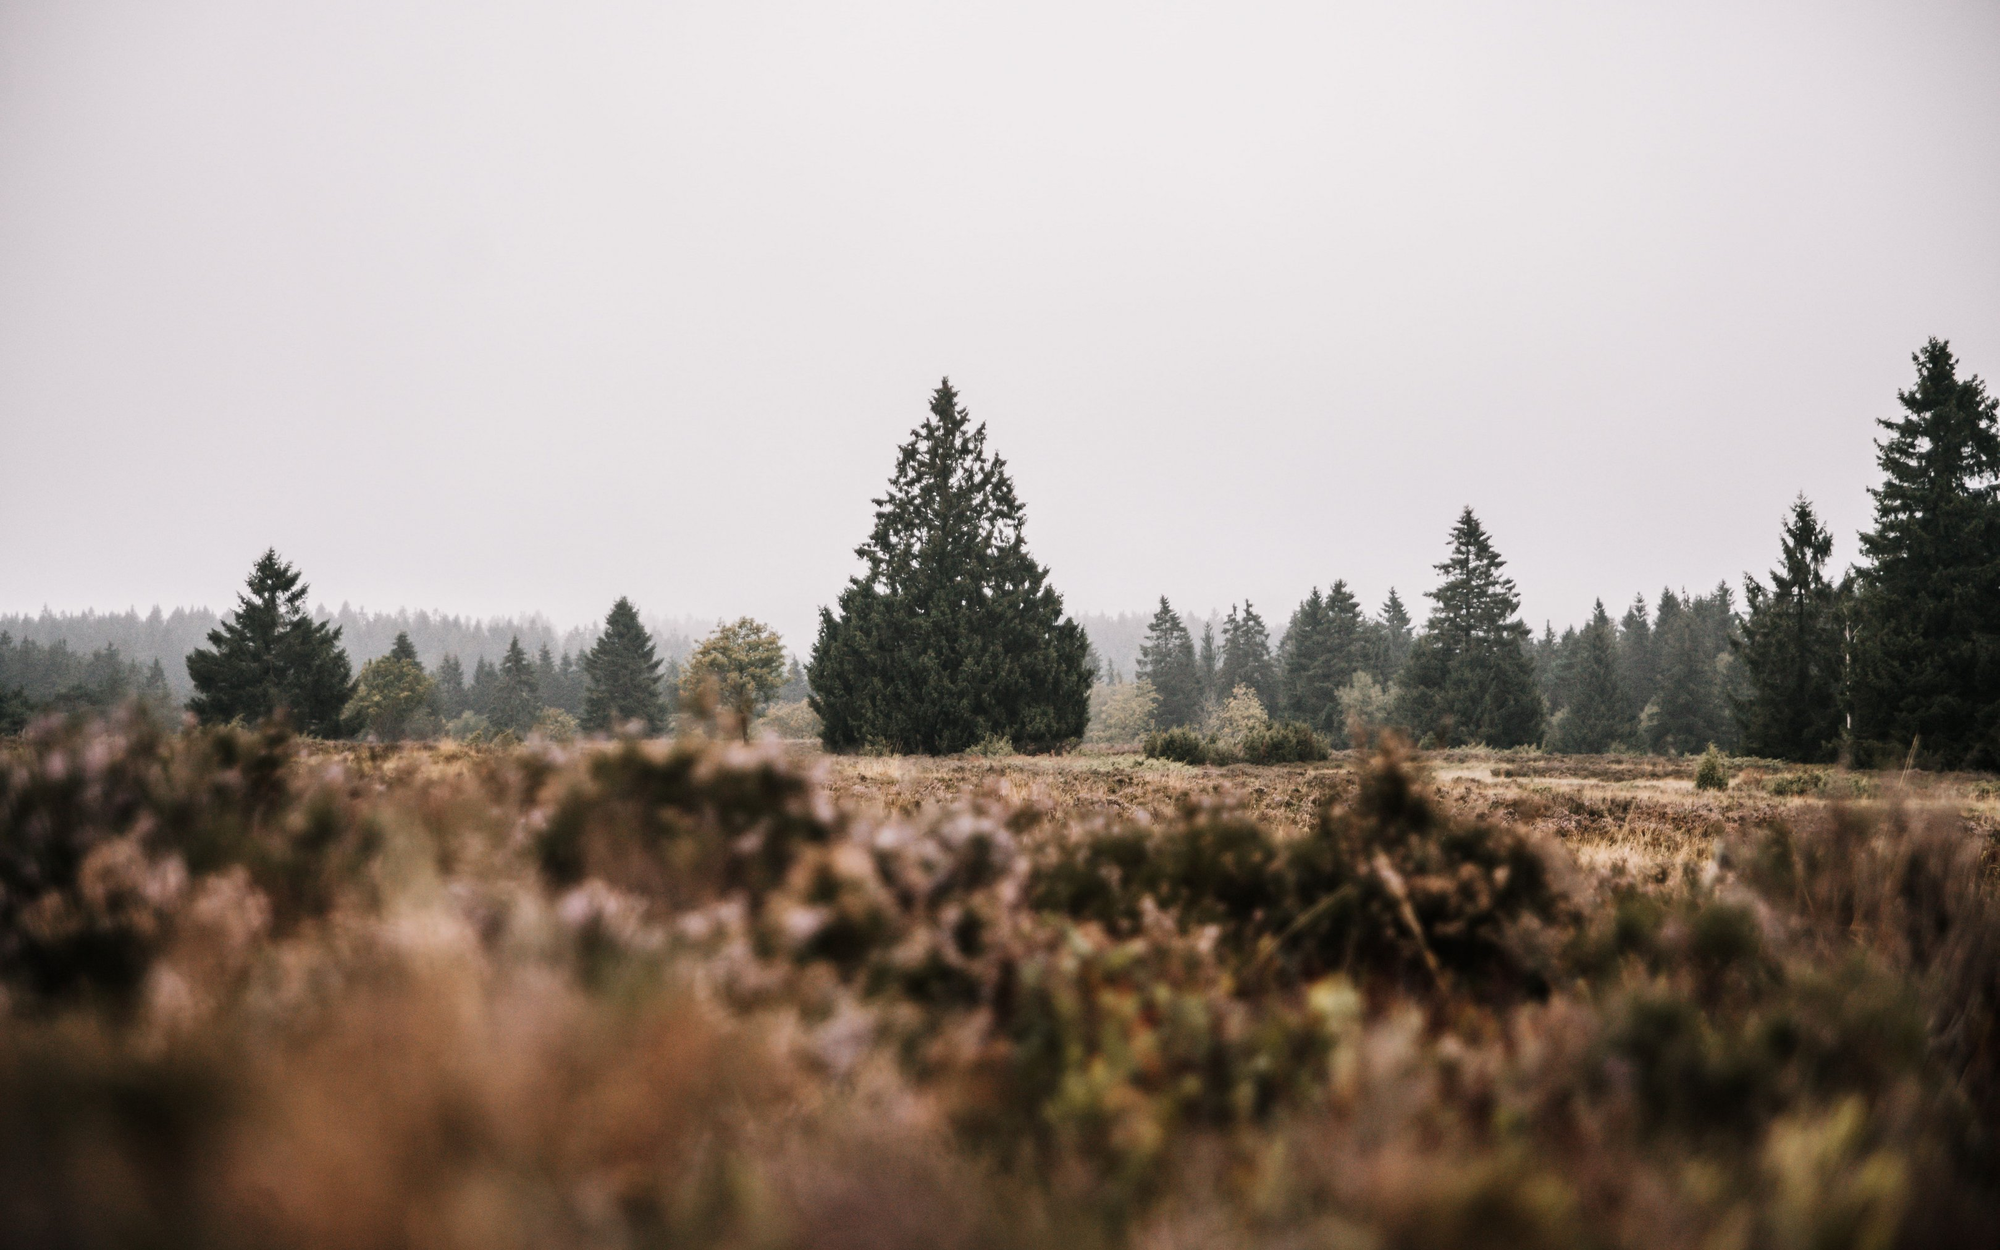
xmin=1767 ymin=769 xmax=1826 ymax=796
xmin=1694 ymin=744 xmax=1731 ymax=790
xmin=1239 ymin=719 xmax=1329 ymax=764
xmin=1142 ymin=725 xmax=1209 ymax=765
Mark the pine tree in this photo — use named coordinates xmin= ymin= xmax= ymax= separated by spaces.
xmin=433 ymin=654 xmax=468 ymax=719
xmin=1552 ymin=601 xmax=1626 ymax=753
xmin=185 ymin=549 xmax=354 ymax=736
xmin=1648 ymin=600 xmax=1727 ymax=755
xmin=1136 ymin=597 xmax=1202 ymax=730
xmin=1217 ymin=602 xmax=1278 ymax=713
xmin=1851 ymin=339 xmax=2000 ymax=768
xmin=809 ymin=380 xmax=1092 ymax=753
xmin=582 ymin=597 xmax=668 ymax=732
xmin=1393 ymin=508 xmax=1544 ymax=747
xmin=535 ymin=643 xmax=559 ymax=704
xmin=490 ymin=636 xmax=542 ymax=735
xmin=1281 ymin=582 xmax=1366 ymax=740
xmin=469 ymin=657 xmax=499 ymax=719
xmin=1616 ymin=594 xmax=1656 ymax=723
xmin=1735 ymin=496 xmax=1846 ymax=762
xmin=1371 ymin=589 xmax=1414 ymax=682
xmin=1197 ymin=622 xmax=1219 ymax=709
xmin=389 ymin=632 xmax=420 ymax=666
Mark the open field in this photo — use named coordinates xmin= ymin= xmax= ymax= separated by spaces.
xmin=4 ymin=716 xmax=1999 ymax=1248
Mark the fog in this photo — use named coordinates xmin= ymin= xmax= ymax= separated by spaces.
xmin=3 ymin=0 xmax=1997 ymax=650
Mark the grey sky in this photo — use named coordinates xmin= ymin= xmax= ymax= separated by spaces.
xmin=4 ymin=0 xmax=1997 ymax=653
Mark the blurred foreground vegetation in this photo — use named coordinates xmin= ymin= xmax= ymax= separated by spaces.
xmin=2 ymin=710 xmax=1997 ymax=1248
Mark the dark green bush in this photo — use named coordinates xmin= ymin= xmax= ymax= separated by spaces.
xmin=1142 ymin=726 xmax=1209 ymax=765
xmin=1694 ymin=744 xmax=1730 ymax=791
xmin=1239 ymin=719 xmax=1330 ymax=764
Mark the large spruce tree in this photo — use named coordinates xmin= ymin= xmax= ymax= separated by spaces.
xmin=1137 ymin=597 xmax=1203 ymax=729
xmin=582 ymin=597 xmax=668 ymax=732
xmin=1394 ymin=508 xmax=1544 ymax=747
xmin=808 ymin=379 xmax=1092 ymax=753
xmin=186 ymin=549 xmax=354 ymax=736
xmin=1851 ymin=339 xmax=2000 ymax=768
xmin=1735 ymin=497 xmax=1846 ymax=761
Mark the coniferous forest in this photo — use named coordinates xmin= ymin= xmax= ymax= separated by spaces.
xmin=6 ymin=340 xmax=1998 ymax=769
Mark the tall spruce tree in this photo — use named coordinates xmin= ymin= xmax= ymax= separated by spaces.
xmin=808 ymin=379 xmax=1092 ymax=753
xmin=1552 ymin=602 xmax=1626 ymax=753
xmin=1851 ymin=339 xmax=2000 ymax=768
xmin=185 ymin=549 xmax=354 ymax=736
xmin=1137 ymin=597 xmax=1203 ymax=729
xmin=489 ymin=637 xmax=542 ymax=734
xmin=1216 ymin=602 xmax=1278 ymax=712
xmin=1394 ymin=508 xmax=1544 ymax=747
xmin=582 ymin=597 xmax=668 ymax=732
xmin=1735 ymin=497 xmax=1846 ymax=762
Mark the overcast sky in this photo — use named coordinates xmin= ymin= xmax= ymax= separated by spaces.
xmin=3 ymin=0 xmax=1997 ymax=651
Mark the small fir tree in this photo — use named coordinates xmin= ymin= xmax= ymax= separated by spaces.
xmin=185 ymin=549 xmax=354 ymax=736
xmin=1851 ymin=338 xmax=2000 ymax=767
xmin=489 ymin=637 xmax=542 ymax=735
xmin=1216 ymin=602 xmax=1278 ymax=713
xmin=1552 ymin=601 xmax=1626 ymax=753
xmin=1136 ymin=597 xmax=1202 ymax=729
xmin=1735 ymin=497 xmax=1847 ymax=762
xmin=1393 ymin=508 xmax=1544 ymax=747
xmin=1370 ymin=589 xmax=1415 ymax=682
xmin=1616 ymin=594 xmax=1656 ymax=723
xmin=1281 ymin=582 xmax=1366 ymax=740
xmin=582 ymin=597 xmax=668 ymax=733
xmin=432 ymin=654 xmax=468 ymax=719
xmin=808 ymin=380 xmax=1092 ymax=753
xmin=1197 ymin=622 xmax=1219 ymax=708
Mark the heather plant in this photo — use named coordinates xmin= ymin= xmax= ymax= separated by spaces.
xmin=3 ymin=713 xmax=1999 ymax=1246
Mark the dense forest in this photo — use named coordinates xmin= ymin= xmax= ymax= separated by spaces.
xmin=4 ymin=340 xmax=1997 ymax=768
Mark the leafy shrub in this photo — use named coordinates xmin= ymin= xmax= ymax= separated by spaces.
xmin=968 ymin=733 xmax=1012 ymax=758
xmin=1239 ymin=719 xmax=1329 ymax=764
xmin=1205 ymin=683 xmax=1269 ymax=750
xmin=1142 ymin=725 xmax=1209 ymax=765
xmin=1694 ymin=744 xmax=1731 ymax=790
xmin=1085 ymin=678 xmax=1158 ymax=745
xmin=532 ymin=707 xmax=580 ymax=743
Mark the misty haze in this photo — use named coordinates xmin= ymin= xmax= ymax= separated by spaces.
xmin=4 ymin=3 xmax=2000 ymax=1248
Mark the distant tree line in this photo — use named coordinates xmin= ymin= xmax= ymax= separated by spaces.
xmin=134 ymin=547 xmax=801 ymax=742
xmin=0 ymin=605 xmax=702 ymax=703
xmin=8 ymin=341 xmax=1995 ymax=767
xmin=0 ymin=633 xmax=177 ymax=733
xmin=1111 ymin=338 xmax=2000 ymax=768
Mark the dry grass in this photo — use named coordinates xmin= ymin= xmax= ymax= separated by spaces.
xmin=4 ymin=717 xmax=1999 ymax=1249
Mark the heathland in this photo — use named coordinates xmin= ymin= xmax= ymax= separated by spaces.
xmin=5 ymin=714 xmax=1997 ymax=1248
